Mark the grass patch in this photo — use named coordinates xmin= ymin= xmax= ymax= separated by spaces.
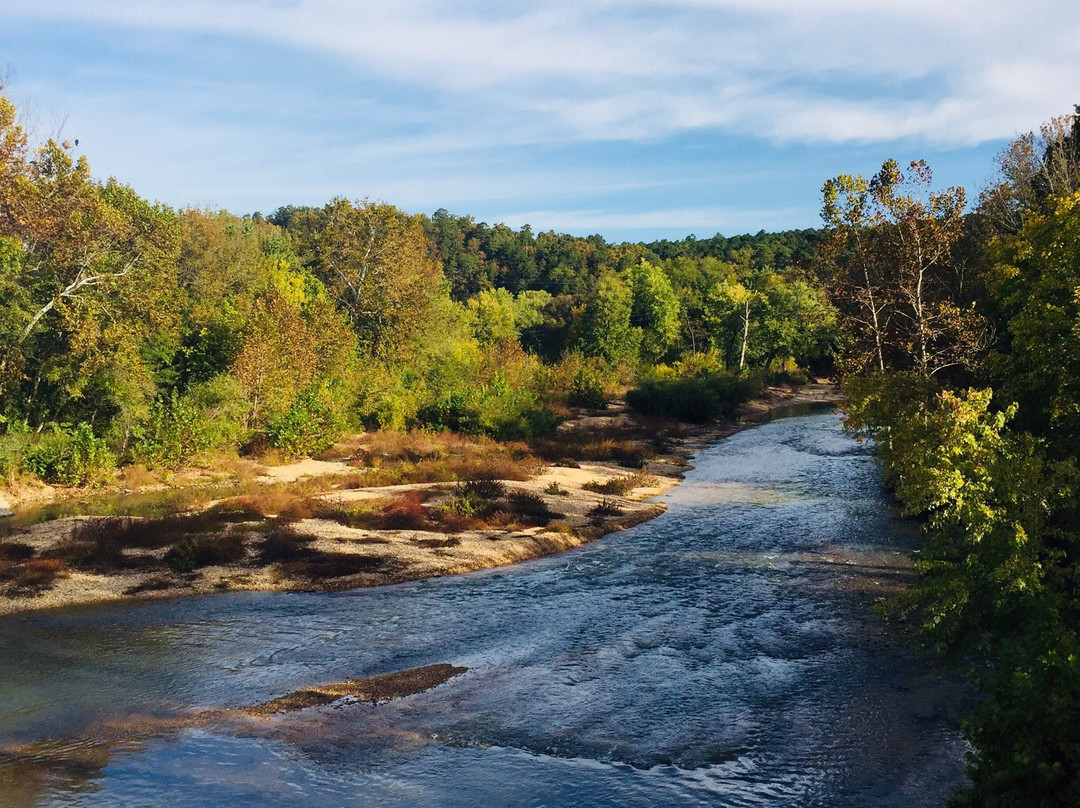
xmin=588 ymin=498 xmax=624 ymax=519
xmin=163 ymin=533 xmax=246 ymax=572
xmin=0 ymin=557 xmax=65 ymax=595
xmin=342 ymin=431 xmax=543 ymax=486
xmin=582 ymin=471 xmax=658 ymax=496
xmin=531 ymin=423 xmax=654 ymax=469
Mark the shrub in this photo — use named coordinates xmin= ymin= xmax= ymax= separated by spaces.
xmin=463 ymin=477 xmax=506 ymax=500
xmin=568 ymin=367 xmax=608 ymax=409
xmin=507 ymin=491 xmax=561 ymax=525
xmin=381 ymin=492 xmax=430 ymax=530
xmin=23 ymin=423 xmax=116 ymax=486
xmin=266 ymin=385 xmax=344 ymax=458
xmin=588 ymin=498 xmax=624 ymax=519
xmin=626 ymin=370 xmax=760 ymax=423
xmin=0 ymin=428 xmax=33 ymax=483
xmin=129 ymin=391 xmax=211 ymax=469
xmin=417 ymin=391 xmax=483 ymax=434
xmin=443 ymin=487 xmax=485 ymax=518
xmin=164 ymin=533 xmax=246 ymax=572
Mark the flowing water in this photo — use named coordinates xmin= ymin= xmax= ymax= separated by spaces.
xmin=0 ymin=412 xmax=970 ymax=807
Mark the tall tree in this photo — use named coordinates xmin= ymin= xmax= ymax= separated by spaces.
xmin=623 ymin=260 xmax=681 ymax=363
xmin=575 ymin=272 xmax=640 ymax=364
xmin=314 ymin=199 xmax=443 ymax=358
xmin=821 ymin=159 xmax=984 ymax=377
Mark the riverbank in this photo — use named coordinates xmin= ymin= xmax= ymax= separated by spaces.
xmin=0 ymin=383 xmax=841 ymax=617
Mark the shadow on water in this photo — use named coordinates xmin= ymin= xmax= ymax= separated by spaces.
xmin=0 ymin=412 xmax=970 ymax=808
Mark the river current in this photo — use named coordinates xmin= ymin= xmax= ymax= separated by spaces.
xmin=0 ymin=412 xmax=969 ymax=806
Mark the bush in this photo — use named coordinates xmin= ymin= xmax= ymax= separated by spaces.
xmin=507 ymin=491 xmax=561 ymax=525
xmin=381 ymin=491 xmax=430 ymax=530
xmin=442 ymin=487 xmax=485 ymax=518
xmin=23 ymin=423 xmax=116 ymax=486
xmin=0 ymin=428 xmax=33 ymax=483
xmin=129 ymin=391 xmax=211 ymax=469
xmin=417 ymin=391 xmax=483 ymax=434
xmin=463 ymin=477 xmax=506 ymax=500
xmin=164 ymin=533 xmax=246 ymax=572
xmin=626 ymin=370 xmax=760 ymax=423
xmin=266 ymin=385 xmax=344 ymax=458
xmin=568 ymin=367 xmax=608 ymax=409
xmin=588 ymin=498 xmax=624 ymax=519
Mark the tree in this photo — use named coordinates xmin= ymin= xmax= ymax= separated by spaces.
xmin=983 ymin=189 xmax=1080 ymax=457
xmin=575 ymin=272 xmax=640 ymax=364
xmin=821 ymin=159 xmax=985 ymax=377
xmin=313 ymin=199 xmax=443 ymax=358
xmin=623 ymin=260 xmax=681 ymax=363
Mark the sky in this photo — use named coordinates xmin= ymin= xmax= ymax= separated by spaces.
xmin=2 ymin=0 xmax=1078 ymax=242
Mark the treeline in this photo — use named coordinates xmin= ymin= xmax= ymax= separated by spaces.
xmin=820 ymin=109 xmax=1080 ymax=806
xmin=0 ymin=89 xmax=837 ymax=487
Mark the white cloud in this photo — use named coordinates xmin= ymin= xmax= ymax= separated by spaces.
xmin=8 ymin=0 xmax=1080 ymax=147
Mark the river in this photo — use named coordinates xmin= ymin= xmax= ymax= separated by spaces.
xmin=0 ymin=411 xmax=970 ymax=807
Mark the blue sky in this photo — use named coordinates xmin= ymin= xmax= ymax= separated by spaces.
xmin=3 ymin=0 xmax=1077 ymax=242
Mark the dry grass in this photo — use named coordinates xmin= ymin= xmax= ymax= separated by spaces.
xmin=532 ymin=430 xmax=650 ymax=469
xmin=338 ymin=430 xmax=543 ymax=485
xmin=0 ymin=557 xmax=65 ymax=594
xmin=588 ymin=498 xmax=625 ymax=520
xmin=117 ymin=464 xmax=161 ymax=490
xmin=583 ymin=470 xmax=659 ymax=496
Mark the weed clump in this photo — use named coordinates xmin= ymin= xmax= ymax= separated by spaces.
xmin=582 ymin=471 xmax=658 ymax=496
xmin=164 ymin=533 xmax=246 ymax=572
xmin=507 ymin=491 xmax=561 ymax=525
xmin=588 ymin=498 xmax=624 ymax=519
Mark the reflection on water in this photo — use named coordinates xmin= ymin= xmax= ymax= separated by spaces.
xmin=0 ymin=413 xmax=969 ymax=807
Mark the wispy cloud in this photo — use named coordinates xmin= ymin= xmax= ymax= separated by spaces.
xmin=11 ymin=0 xmax=1078 ymax=145
xmin=2 ymin=0 xmax=1074 ymax=235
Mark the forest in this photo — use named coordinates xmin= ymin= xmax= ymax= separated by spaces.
xmin=0 ymin=88 xmax=833 ymax=486
xmin=2 ymin=81 xmax=1080 ymax=806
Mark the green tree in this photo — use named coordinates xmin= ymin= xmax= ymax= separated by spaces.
xmin=983 ymin=188 xmax=1080 ymax=458
xmin=575 ymin=272 xmax=640 ymax=364
xmin=314 ymin=199 xmax=443 ymax=358
xmin=623 ymin=260 xmax=681 ymax=363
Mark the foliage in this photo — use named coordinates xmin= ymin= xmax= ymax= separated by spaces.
xmin=265 ymin=384 xmax=346 ymax=458
xmin=624 ymin=260 xmax=681 ymax=362
xmin=627 ymin=367 xmax=760 ymax=422
xmin=575 ymin=272 xmax=640 ymax=364
xmin=567 ymin=367 xmax=608 ymax=409
xmin=128 ymin=391 xmax=210 ymax=468
xmin=820 ymin=159 xmax=984 ymax=377
xmin=843 ymin=373 xmax=1080 ymax=806
xmin=983 ymin=189 xmax=1080 ymax=458
xmin=22 ymin=423 xmax=115 ymax=486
